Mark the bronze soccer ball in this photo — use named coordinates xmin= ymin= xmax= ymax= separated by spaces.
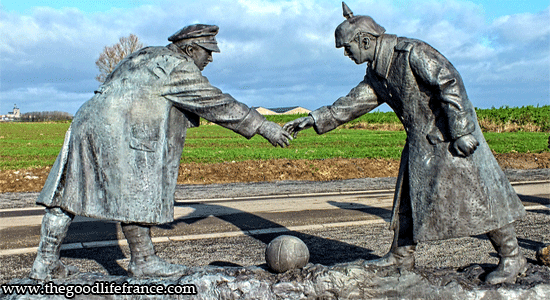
xmin=265 ymin=235 xmax=310 ymax=273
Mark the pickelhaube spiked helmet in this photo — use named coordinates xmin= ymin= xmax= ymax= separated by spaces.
xmin=168 ymin=24 xmax=221 ymax=52
xmin=335 ymin=2 xmax=385 ymax=48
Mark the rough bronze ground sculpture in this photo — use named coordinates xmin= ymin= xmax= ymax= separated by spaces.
xmin=284 ymin=2 xmax=528 ymax=285
xmin=29 ymin=24 xmax=291 ymax=281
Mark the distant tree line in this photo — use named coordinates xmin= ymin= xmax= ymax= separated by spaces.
xmin=20 ymin=111 xmax=73 ymax=122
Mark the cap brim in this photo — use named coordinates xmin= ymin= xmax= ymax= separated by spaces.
xmin=199 ymin=43 xmax=220 ymax=53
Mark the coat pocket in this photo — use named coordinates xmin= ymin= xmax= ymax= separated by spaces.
xmin=129 ymin=137 xmax=158 ymax=152
xmin=129 ymin=123 xmax=160 ymax=152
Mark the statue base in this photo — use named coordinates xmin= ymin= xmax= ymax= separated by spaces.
xmin=2 ymin=260 xmax=550 ymax=299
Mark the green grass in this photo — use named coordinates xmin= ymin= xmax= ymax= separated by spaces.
xmin=2 ymin=120 xmax=548 ymax=170
xmin=476 ymin=105 xmax=550 ymax=131
xmin=483 ymin=131 xmax=548 ymax=153
xmin=182 ymin=126 xmax=407 ymax=163
xmin=0 ymin=122 xmax=70 ymax=169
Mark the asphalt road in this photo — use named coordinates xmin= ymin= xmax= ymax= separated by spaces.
xmin=0 ymin=173 xmax=549 ymax=285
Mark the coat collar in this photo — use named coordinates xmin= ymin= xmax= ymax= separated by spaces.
xmin=371 ymin=34 xmax=398 ymax=79
xmin=167 ymin=43 xmax=185 ymax=54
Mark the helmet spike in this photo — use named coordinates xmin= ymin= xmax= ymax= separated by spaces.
xmin=342 ymin=2 xmax=353 ymax=19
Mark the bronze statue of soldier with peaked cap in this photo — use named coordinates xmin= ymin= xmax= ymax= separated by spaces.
xmin=285 ymin=2 xmax=527 ymax=284
xmin=30 ymin=24 xmax=291 ymax=281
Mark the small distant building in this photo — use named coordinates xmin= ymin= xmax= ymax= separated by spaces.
xmin=0 ymin=104 xmax=21 ymax=121
xmin=254 ymin=107 xmax=278 ymax=115
xmin=254 ymin=106 xmax=311 ymax=115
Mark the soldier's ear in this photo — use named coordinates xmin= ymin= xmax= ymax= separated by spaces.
xmin=183 ymin=44 xmax=195 ymax=56
xmin=362 ymin=36 xmax=371 ymax=50
xmin=354 ymin=32 xmax=371 ymax=50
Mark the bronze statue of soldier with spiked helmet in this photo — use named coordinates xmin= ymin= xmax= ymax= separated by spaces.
xmin=284 ymin=2 xmax=527 ymax=284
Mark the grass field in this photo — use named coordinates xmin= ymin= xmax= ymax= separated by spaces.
xmin=182 ymin=126 xmax=408 ymax=164
xmin=1 ymin=112 xmax=549 ymax=170
xmin=0 ymin=122 xmax=70 ymax=170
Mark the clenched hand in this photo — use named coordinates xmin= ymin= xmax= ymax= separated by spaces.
xmin=453 ymin=134 xmax=479 ymax=157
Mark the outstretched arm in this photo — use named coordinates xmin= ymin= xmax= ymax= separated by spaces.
xmin=162 ymin=59 xmax=291 ymax=147
xmin=285 ymin=77 xmax=382 ymax=137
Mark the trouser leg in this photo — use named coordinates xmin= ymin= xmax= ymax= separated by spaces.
xmin=366 ymin=188 xmax=416 ymax=270
xmin=121 ymin=223 xmax=188 ymax=278
xmin=30 ymin=207 xmax=77 ymax=280
xmin=394 ymin=192 xmax=416 ymax=248
xmin=485 ymin=223 xmax=527 ymax=284
xmin=121 ymin=223 xmax=156 ymax=263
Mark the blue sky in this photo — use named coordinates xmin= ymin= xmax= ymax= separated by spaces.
xmin=1 ymin=0 xmax=155 ymax=13
xmin=2 ymin=0 xmax=547 ymax=18
xmin=1 ymin=0 xmax=549 ymax=116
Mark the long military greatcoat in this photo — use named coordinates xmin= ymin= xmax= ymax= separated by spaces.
xmin=310 ymin=35 xmax=525 ymax=242
xmin=37 ymin=44 xmax=267 ymax=224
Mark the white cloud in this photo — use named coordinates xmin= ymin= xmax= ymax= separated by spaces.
xmin=1 ymin=7 xmax=88 ymax=52
xmin=237 ymin=0 xmax=299 ymax=16
xmin=491 ymin=8 xmax=550 ymax=43
xmin=459 ymin=7 xmax=550 ymax=86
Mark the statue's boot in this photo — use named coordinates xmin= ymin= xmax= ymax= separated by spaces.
xmin=29 ymin=208 xmax=78 ymax=281
xmin=122 ymin=223 xmax=188 ymax=278
xmin=366 ymin=243 xmax=416 ymax=270
xmin=485 ymin=224 xmax=527 ymax=284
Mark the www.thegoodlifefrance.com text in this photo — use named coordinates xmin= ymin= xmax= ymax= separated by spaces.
xmin=1 ymin=281 xmax=198 ymax=298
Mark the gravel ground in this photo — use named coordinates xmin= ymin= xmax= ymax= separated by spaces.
xmin=1 ymin=210 xmax=549 ymax=286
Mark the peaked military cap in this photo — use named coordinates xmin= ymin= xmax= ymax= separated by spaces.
xmin=168 ymin=24 xmax=220 ymax=52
